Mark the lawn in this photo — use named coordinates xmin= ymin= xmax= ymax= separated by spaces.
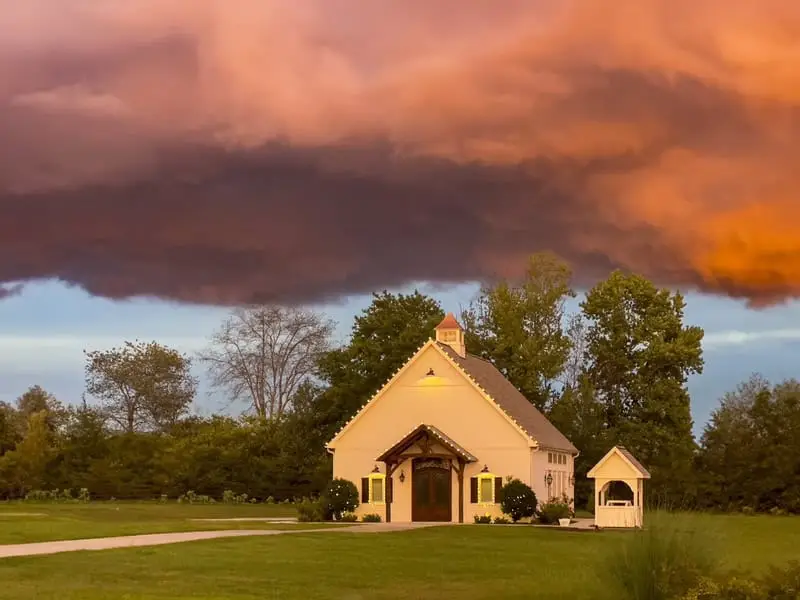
xmin=0 ymin=501 xmax=336 ymax=544
xmin=0 ymin=512 xmax=798 ymax=599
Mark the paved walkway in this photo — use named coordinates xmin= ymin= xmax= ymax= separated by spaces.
xmin=0 ymin=523 xmax=440 ymax=560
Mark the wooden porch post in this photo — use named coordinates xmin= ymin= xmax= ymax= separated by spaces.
xmin=384 ymin=460 xmax=397 ymax=523
xmin=456 ymin=459 xmax=465 ymax=524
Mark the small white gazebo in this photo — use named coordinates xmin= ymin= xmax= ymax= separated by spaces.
xmin=587 ymin=446 xmax=650 ymax=528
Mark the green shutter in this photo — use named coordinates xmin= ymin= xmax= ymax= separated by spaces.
xmin=361 ymin=478 xmax=369 ymax=503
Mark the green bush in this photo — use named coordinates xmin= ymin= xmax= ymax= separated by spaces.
xmin=296 ymin=498 xmax=325 ymax=522
xmin=474 ymin=515 xmax=492 ymax=524
xmin=499 ymin=479 xmax=537 ymax=523
xmin=601 ymin=512 xmax=717 ymax=600
xmin=494 ymin=516 xmax=511 ymax=524
xmin=362 ymin=513 xmax=382 ymax=523
xmin=538 ymin=500 xmax=572 ymax=524
xmin=339 ymin=513 xmax=358 ymax=522
xmin=322 ymin=478 xmax=359 ymax=520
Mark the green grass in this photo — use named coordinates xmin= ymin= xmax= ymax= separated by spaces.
xmin=0 ymin=501 xmax=340 ymax=544
xmin=0 ymin=512 xmax=798 ymax=599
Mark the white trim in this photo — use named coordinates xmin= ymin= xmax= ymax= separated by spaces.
xmin=587 ymin=446 xmax=649 ymax=479
xmin=326 ymin=338 xmax=537 ymax=450
xmin=326 ymin=339 xmax=437 ymax=448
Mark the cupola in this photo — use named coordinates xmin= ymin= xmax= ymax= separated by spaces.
xmin=435 ymin=312 xmax=466 ymax=357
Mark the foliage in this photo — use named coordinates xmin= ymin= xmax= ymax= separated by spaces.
xmin=296 ymin=498 xmax=326 ymax=522
xmin=461 ymin=252 xmax=575 ymax=411
xmin=474 ymin=514 xmax=492 ymax=523
xmin=499 ymin=479 xmax=538 ymax=522
xmin=85 ymin=341 xmax=197 ymax=433
xmin=493 ymin=516 xmax=511 ymax=524
xmin=581 ymin=271 xmax=704 ymax=504
xmin=322 ymin=478 xmax=359 ymax=520
xmin=361 ymin=513 xmax=381 ymax=523
xmin=222 ymin=489 xmax=249 ymax=504
xmin=177 ymin=491 xmax=214 ymax=504
xmin=538 ymin=500 xmax=573 ymax=524
xmin=681 ymin=561 xmax=800 ymax=600
xmin=601 ymin=512 xmax=717 ymax=600
xmin=698 ymin=375 xmax=800 ymax=514
xmin=339 ymin=512 xmax=358 ymax=522
xmin=200 ymin=306 xmax=334 ymax=419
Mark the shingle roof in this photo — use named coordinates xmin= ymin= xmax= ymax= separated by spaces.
xmin=375 ymin=424 xmax=478 ymax=463
xmin=616 ymin=446 xmax=651 ymax=478
xmin=437 ymin=343 xmax=578 ymax=454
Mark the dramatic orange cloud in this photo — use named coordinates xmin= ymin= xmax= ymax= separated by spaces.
xmin=1 ymin=0 xmax=799 ymax=305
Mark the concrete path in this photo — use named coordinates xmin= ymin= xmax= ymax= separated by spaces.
xmin=0 ymin=522 xmax=441 ymax=560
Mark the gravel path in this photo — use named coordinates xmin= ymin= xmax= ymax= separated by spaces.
xmin=0 ymin=523 xmax=441 ymax=559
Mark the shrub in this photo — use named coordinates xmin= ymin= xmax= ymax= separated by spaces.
xmin=499 ymin=479 xmax=537 ymax=523
xmin=741 ymin=506 xmax=756 ymax=516
xmin=494 ymin=516 xmax=511 ymax=524
xmin=474 ymin=515 xmax=492 ymax=524
xmin=296 ymin=498 xmax=325 ymax=522
xmin=322 ymin=478 xmax=359 ymax=520
xmin=339 ymin=513 xmax=359 ymax=522
xmin=538 ymin=500 xmax=572 ymax=524
xmin=768 ymin=506 xmax=787 ymax=517
xmin=222 ymin=490 xmax=249 ymax=504
xmin=681 ymin=561 xmax=800 ymax=599
xmin=159 ymin=494 xmax=168 ymax=503
xmin=601 ymin=512 xmax=717 ymax=600
xmin=78 ymin=488 xmax=91 ymax=503
xmin=362 ymin=513 xmax=382 ymax=523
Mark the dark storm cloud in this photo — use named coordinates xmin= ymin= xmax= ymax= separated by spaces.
xmin=2 ymin=0 xmax=800 ymax=305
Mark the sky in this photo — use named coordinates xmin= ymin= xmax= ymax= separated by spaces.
xmin=2 ymin=281 xmax=800 ymax=437
xmin=2 ymin=1 xmax=800 ymax=436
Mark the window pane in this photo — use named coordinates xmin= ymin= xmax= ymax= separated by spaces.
xmin=372 ymin=479 xmax=384 ymax=503
xmin=479 ymin=478 xmax=493 ymax=503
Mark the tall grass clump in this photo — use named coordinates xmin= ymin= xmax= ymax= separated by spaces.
xmin=600 ymin=512 xmax=720 ymax=600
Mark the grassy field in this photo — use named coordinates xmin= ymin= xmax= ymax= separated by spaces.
xmin=0 ymin=511 xmax=798 ymax=599
xmin=0 ymin=501 xmax=340 ymax=544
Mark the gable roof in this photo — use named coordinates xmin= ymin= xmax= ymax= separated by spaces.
xmin=326 ymin=338 xmax=578 ymax=454
xmin=436 ymin=343 xmax=578 ymax=454
xmin=587 ymin=446 xmax=651 ymax=479
xmin=375 ymin=424 xmax=478 ymax=463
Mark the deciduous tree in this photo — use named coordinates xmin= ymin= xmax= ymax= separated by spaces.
xmin=580 ymin=271 xmax=704 ymax=503
xmin=85 ymin=341 xmax=197 ymax=432
xmin=200 ymin=306 xmax=334 ymax=419
xmin=462 ymin=252 xmax=575 ymax=410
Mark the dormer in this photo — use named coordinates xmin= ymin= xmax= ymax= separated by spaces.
xmin=435 ymin=312 xmax=466 ymax=357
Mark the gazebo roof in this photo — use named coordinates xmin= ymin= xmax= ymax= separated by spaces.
xmin=587 ymin=446 xmax=651 ymax=479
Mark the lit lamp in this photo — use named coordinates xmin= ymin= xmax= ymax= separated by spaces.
xmin=416 ymin=367 xmax=447 ymax=387
xmin=399 ymin=470 xmax=405 ymax=483
xmin=544 ymin=472 xmax=553 ymax=487
xmin=481 ymin=464 xmax=490 ymax=473
xmin=372 ymin=465 xmax=380 ymax=474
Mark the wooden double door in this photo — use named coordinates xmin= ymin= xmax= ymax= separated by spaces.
xmin=411 ymin=458 xmax=452 ymax=522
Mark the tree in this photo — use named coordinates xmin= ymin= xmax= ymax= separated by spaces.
xmin=580 ymin=271 xmax=704 ymax=504
xmin=317 ymin=291 xmax=444 ymax=436
xmin=200 ymin=306 xmax=334 ymax=419
xmin=0 ymin=410 xmax=54 ymax=496
xmin=16 ymin=385 xmax=66 ymax=434
xmin=0 ymin=402 xmax=21 ymax=455
xmin=699 ymin=375 xmax=800 ymax=513
xmin=461 ymin=252 xmax=575 ymax=410
xmin=548 ymin=375 xmax=607 ymax=510
xmin=85 ymin=341 xmax=197 ymax=433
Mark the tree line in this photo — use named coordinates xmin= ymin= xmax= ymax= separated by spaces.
xmin=0 ymin=252 xmax=797 ymax=513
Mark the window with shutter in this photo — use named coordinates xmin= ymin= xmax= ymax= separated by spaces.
xmin=477 ymin=471 xmax=496 ymax=504
xmin=367 ymin=472 xmax=386 ymax=505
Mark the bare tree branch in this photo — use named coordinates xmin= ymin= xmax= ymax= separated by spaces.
xmin=198 ymin=306 xmax=334 ymax=419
